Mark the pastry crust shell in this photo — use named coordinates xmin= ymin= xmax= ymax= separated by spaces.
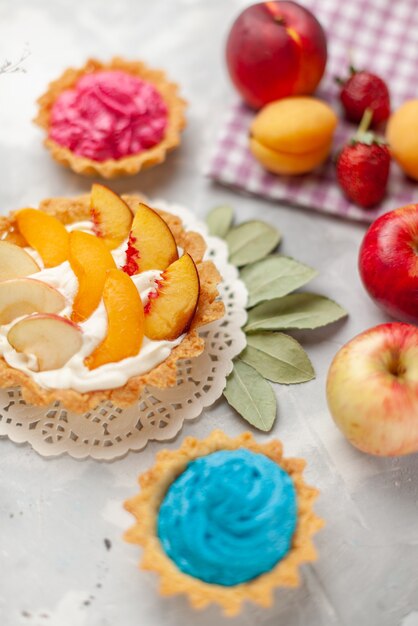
xmin=124 ymin=430 xmax=324 ymax=616
xmin=0 ymin=194 xmax=224 ymax=414
xmin=34 ymin=57 xmax=187 ymax=178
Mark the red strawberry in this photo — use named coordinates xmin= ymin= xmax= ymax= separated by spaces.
xmin=336 ymin=109 xmax=391 ymax=208
xmin=336 ymin=66 xmax=390 ymax=126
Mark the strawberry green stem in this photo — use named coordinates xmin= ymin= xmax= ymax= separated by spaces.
xmin=358 ymin=108 xmax=373 ymax=135
xmin=335 ymin=57 xmax=358 ymax=85
xmin=351 ymin=108 xmax=383 ymax=146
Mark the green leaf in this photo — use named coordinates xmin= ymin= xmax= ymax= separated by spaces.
xmin=240 ymin=332 xmax=315 ymax=384
xmin=240 ymin=255 xmax=317 ymax=307
xmin=223 ymin=360 xmax=277 ymax=431
xmin=245 ymin=293 xmax=347 ymax=332
xmin=206 ymin=205 xmax=234 ymax=238
xmin=225 ymin=220 xmax=281 ymax=267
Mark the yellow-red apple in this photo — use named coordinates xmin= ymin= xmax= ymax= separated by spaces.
xmin=326 ymin=323 xmax=418 ymax=456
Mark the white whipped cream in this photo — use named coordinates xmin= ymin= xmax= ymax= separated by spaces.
xmin=0 ymin=222 xmax=184 ymax=393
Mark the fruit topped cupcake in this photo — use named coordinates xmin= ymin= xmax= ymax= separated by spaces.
xmin=0 ymin=185 xmax=223 ymax=412
xmin=124 ymin=430 xmax=323 ymax=616
xmin=35 ymin=58 xmax=186 ymax=178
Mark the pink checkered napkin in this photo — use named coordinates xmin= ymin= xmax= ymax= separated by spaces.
xmin=207 ymin=0 xmax=418 ymax=223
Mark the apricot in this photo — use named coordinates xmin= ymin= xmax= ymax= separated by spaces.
xmin=386 ymin=100 xmax=418 ymax=181
xmin=85 ymin=269 xmax=144 ymax=370
xmin=15 ymin=209 xmax=69 ymax=267
xmin=123 ymin=203 xmax=178 ymax=275
xmin=249 ymin=96 xmax=337 ymax=175
xmin=144 ymin=253 xmax=200 ymax=341
xmin=69 ymin=231 xmax=116 ymax=323
xmin=250 ymin=137 xmax=333 ymax=176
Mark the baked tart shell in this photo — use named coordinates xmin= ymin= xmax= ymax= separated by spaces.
xmin=124 ymin=430 xmax=324 ymax=616
xmin=34 ymin=57 xmax=187 ymax=179
xmin=0 ymin=194 xmax=224 ymax=413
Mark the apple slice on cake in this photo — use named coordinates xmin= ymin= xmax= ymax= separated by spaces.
xmin=0 ymin=278 xmax=65 ymax=325
xmin=0 ymin=241 xmax=40 ymax=280
xmin=8 ymin=314 xmax=82 ymax=371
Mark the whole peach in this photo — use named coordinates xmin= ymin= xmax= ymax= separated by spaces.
xmin=226 ymin=1 xmax=327 ymax=109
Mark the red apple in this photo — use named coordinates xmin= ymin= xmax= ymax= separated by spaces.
xmin=326 ymin=323 xmax=418 ymax=457
xmin=225 ymin=1 xmax=327 ymax=109
xmin=359 ymin=204 xmax=418 ymax=324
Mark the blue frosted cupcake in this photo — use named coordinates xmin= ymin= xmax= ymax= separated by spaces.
xmin=124 ymin=430 xmax=323 ymax=616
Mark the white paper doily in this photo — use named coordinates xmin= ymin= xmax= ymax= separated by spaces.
xmin=0 ymin=200 xmax=247 ymax=460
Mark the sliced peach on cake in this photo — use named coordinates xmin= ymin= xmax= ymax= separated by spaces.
xmin=0 ymin=278 xmax=65 ymax=325
xmin=0 ymin=241 xmax=40 ymax=281
xmin=90 ymin=183 xmax=133 ymax=250
xmin=85 ymin=269 xmax=144 ymax=370
xmin=69 ymin=231 xmax=116 ymax=323
xmin=15 ymin=209 xmax=69 ymax=267
xmin=3 ymin=226 xmax=28 ymax=247
xmin=123 ymin=203 xmax=178 ymax=275
xmin=8 ymin=313 xmax=82 ymax=371
xmin=144 ymin=253 xmax=200 ymax=341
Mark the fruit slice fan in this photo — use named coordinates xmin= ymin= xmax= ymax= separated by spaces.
xmin=0 ymin=201 xmax=247 ymax=460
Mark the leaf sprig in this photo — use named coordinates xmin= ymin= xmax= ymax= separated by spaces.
xmin=0 ymin=47 xmax=30 ymax=76
xmin=206 ymin=205 xmax=348 ymax=432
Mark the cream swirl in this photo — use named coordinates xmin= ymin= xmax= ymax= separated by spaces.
xmin=49 ymin=71 xmax=168 ymax=161
xmin=157 ymin=449 xmax=297 ymax=586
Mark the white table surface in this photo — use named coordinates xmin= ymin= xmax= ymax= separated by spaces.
xmin=1 ymin=1 xmax=418 ymax=625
